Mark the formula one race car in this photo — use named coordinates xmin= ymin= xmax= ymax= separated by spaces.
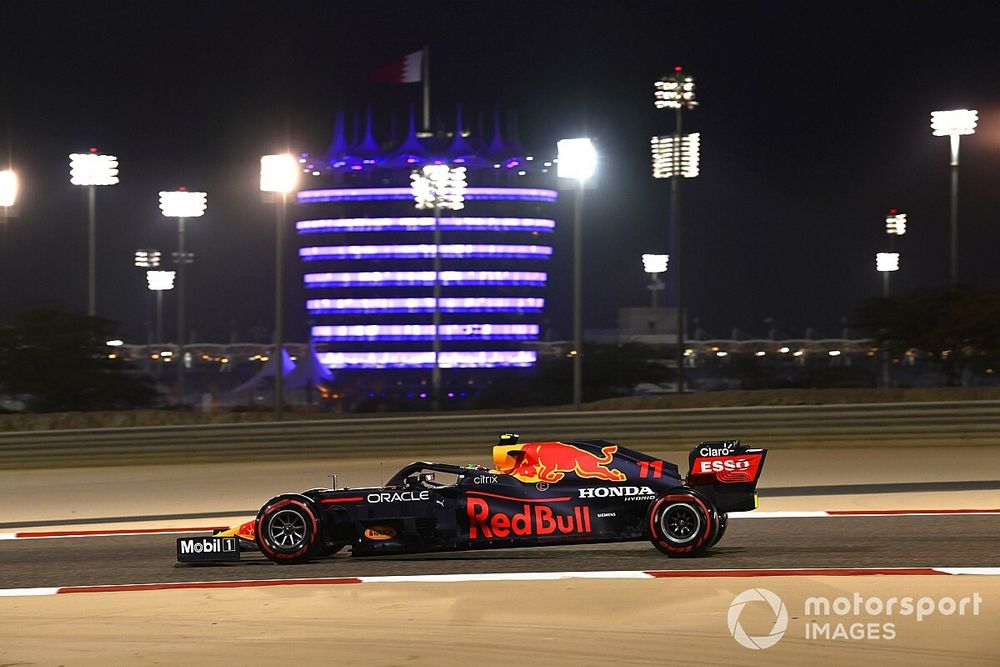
xmin=177 ymin=434 xmax=767 ymax=564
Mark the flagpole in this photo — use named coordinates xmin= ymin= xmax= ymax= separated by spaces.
xmin=422 ymin=45 xmax=430 ymax=132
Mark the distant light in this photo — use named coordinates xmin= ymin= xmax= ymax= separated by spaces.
xmin=147 ymin=270 xmax=176 ymax=291
xmin=556 ymin=138 xmax=597 ymax=181
xmin=877 ymin=252 xmax=900 ymax=272
xmin=411 ymin=164 xmax=467 ymax=211
xmin=299 ymin=244 xmax=553 ymax=260
xmin=829 ymin=350 xmax=842 ymax=357
xmin=306 ymin=297 xmax=545 ymax=314
xmin=69 ymin=153 xmax=119 ymax=186
xmin=317 ymin=350 xmax=537 ymax=369
xmin=106 ymin=339 xmax=124 ymax=347
xmin=642 ymin=253 xmax=669 ymax=274
xmin=134 ymin=249 xmax=161 ymax=268
xmin=716 ymin=351 xmax=728 ymax=357
xmin=651 ymin=133 xmax=700 ymax=178
xmin=755 ymin=351 xmax=766 ymax=357
xmin=0 ymin=170 xmax=17 ymax=207
xmin=297 ymin=187 xmax=558 ymax=203
xmin=886 ymin=211 xmax=907 ymax=236
xmin=260 ymin=154 xmax=300 ymax=193
xmin=159 ymin=190 xmax=207 ymax=218
xmin=655 ymin=70 xmax=698 ymax=110
xmin=303 ymin=270 xmax=547 ymax=288
xmin=793 ymin=350 xmax=805 ymax=357
xmin=930 ymin=109 xmax=978 ymax=136
xmin=296 ymin=216 xmax=556 ymax=234
xmin=779 ymin=347 xmax=790 ymax=353
xmin=160 ymin=351 xmax=174 ymax=357
xmin=311 ymin=324 xmax=540 ymax=341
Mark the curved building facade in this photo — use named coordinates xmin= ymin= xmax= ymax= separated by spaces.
xmin=294 ymin=108 xmax=558 ymax=394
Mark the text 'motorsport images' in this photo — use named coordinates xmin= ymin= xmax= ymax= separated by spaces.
xmin=177 ymin=434 xmax=767 ymax=564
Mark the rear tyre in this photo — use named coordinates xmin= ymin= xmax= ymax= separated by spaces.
xmin=711 ymin=513 xmax=728 ymax=547
xmin=647 ymin=489 xmax=718 ymax=557
xmin=256 ymin=495 xmax=322 ymax=564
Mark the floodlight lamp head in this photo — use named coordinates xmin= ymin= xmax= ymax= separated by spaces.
xmin=930 ymin=109 xmax=978 ymax=136
xmin=655 ymin=70 xmax=698 ymax=110
xmin=69 ymin=153 xmax=119 ymax=186
xmin=260 ymin=154 xmax=300 ymax=193
xmin=642 ymin=253 xmax=669 ymax=274
xmin=0 ymin=170 xmax=17 ymax=207
xmin=158 ymin=190 xmax=207 ymax=218
xmin=556 ymin=138 xmax=597 ymax=182
xmin=876 ymin=252 xmax=900 ymax=272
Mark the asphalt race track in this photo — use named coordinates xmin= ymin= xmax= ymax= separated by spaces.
xmin=3 ymin=514 xmax=998 ymax=589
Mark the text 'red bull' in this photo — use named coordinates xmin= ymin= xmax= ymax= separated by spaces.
xmin=466 ymin=497 xmax=592 ymax=539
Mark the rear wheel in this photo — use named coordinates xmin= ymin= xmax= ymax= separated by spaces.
xmin=647 ymin=489 xmax=718 ymax=557
xmin=256 ymin=496 xmax=322 ymax=564
xmin=711 ymin=513 xmax=728 ymax=546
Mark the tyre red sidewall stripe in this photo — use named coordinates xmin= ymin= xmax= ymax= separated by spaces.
xmin=649 ymin=493 xmax=713 ymax=553
xmin=256 ymin=499 xmax=319 ymax=560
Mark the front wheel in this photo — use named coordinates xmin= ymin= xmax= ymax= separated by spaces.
xmin=647 ymin=490 xmax=718 ymax=557
xmin=256 ymin=495 xmax=323 ymax=564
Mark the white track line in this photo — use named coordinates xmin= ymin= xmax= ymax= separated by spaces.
xmin=1 ymin=567 xmax=998 ymax=597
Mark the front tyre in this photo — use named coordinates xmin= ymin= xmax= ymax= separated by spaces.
xmin=647 ymin=490 xmax=718 ymax=557
xmin=256 ymin=495 xmax=322 ymax=564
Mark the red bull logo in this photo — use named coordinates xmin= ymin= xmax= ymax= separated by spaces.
xmin=466 ymin=497 xmax=592 ymax=539
xmin=494 ymin=441 xmax=627 ymax=483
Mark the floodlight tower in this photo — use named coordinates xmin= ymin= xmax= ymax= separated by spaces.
xmin=410 ymin=164 xmax=468 ymax=409
xmin=69 ymin=149 xmax=119 ymax=316
xmin=642 ymin=254 xmax=669 ymax=308
xmin=876 ymin=252 xmax=900 ymax=299
xmin=134 ymin=249 xmax=162 ymax=350
xmin=146 ymin=269 xmax=175 ymax=376
xmin=653 ymin=66 xmax=699 ymax=393
xmin=556 ymin=137 xmax=597 ymax=410
xmin=260 ymin=154 xmax=301 ymax=420
xmin=930 ymin=109 xmax=977 ymax=285
xmin=158 ymin=189 xmax=207 ymax=406
xmin=876 ymin=251 xmax=900 ymax=388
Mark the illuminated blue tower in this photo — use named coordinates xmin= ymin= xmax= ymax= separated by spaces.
xmin=295 ymin=107 xmax=557 ymax=392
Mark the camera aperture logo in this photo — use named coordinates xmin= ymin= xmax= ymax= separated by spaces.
xmin=728 ymin=588 xmax=788 ymax=650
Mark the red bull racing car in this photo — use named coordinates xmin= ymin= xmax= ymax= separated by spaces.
xmin=177 ymin=435 xmax=767 ymax=564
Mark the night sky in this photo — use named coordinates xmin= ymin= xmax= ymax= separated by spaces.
xmin=3 ymin=1 xmax=1000 ymax=343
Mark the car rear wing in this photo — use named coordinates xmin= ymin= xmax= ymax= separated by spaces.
xmin=685 ymin=440 xmax=767 ymax=513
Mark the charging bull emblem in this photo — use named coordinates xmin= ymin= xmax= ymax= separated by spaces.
xmin=497 ymin=442 xmax=627 ymax=483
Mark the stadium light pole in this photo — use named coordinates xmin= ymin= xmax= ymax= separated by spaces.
xmin=557 ymin=138 xmax=597 ymax=411
xmin=260 ymin=154 xmax=301 ymax=421
xmin=653 ymin=66 xmax=699 ymax=393
xmin=931 ymin=109 xmax=977 ymax=285
xmin=159 ymin=189 xmax=207 ymax=407
xmin=876 ymin=252 xmax=900 ymax=388
xmin=146 ymin=269 xmax=175 ymax=376
xmin=70 ymin=149 xmax=119 ymax=316
xmin=134 ymin=249 xmax=162 ymax=352
xmin=411 ymin=164 xmax=468 ymax=410
xmin=642 ymin=253 xmax=669 ymax=308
